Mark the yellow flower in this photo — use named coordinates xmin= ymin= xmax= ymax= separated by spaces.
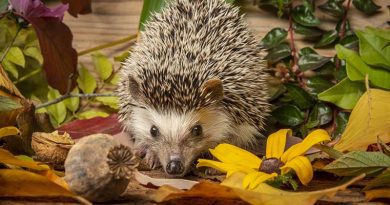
xmin=197 ymin=129 xmax=331 ymax=189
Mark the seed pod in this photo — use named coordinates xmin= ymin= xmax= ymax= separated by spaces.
xmin=64 ymin=134 xmax=138 ymax=202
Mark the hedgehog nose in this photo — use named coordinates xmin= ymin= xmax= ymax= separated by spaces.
xmin=166 ymin=160 xmax=184 ymax=175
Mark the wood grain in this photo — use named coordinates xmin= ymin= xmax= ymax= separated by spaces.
xmin=63 ymin=0 xmax=389 ymax=66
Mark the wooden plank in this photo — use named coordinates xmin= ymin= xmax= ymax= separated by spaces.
xmin=63 ymin=0 xmax=389 ymax=65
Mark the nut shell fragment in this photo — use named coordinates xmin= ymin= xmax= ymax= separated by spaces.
xmin=31 ymin=131 xmax=74 ymax=169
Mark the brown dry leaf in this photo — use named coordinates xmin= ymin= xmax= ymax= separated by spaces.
xmin=153 ymin=181 xmax=241 ymax=203
xmin=0 ymin=169 xmax=90 ymax=204
xmin=334 ymin=89 xmax=390 ymax=151
xmin=0 ymin=64 xmax=23 ymax=99
xmin=364 ymin=188 xmax=390 ymax=200
xmin=221 ymin=172 xmax=366 ymax=205
xmin=0 ymin=148 xmax=49 ymax=170
xmin=0 ymin=65 xmax=24 ymax=127
xmin=135 ymin=170 xmax=198 ymax=190
xmin=0 ymin=126 xmax=20 ymax=138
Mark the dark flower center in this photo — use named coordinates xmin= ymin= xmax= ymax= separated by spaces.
xmin=259 ymin=158 xmax=284 ymax=174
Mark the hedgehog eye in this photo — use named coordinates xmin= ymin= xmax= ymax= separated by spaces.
xmin=150 ymin=125 xmax=160 ymax=138
xmin=191 ymin=124 xmax=203 ymax=136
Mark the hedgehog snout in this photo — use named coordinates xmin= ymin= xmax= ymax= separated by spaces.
xmin=166 ymin=154 xmax=185 ymax=176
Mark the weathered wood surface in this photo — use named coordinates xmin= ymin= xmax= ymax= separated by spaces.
xmin=64 ymin=0 xmax=389 ymax=67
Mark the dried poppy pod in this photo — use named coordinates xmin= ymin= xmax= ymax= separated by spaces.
xmin=64 ymin=134 xmax=138 ymax=202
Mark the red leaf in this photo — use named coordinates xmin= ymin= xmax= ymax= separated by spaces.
xmin=57 ymin=114 xmax=122 ymax=139
xmin=29 ymin=17 xmax=78 ymax=94
xmin=60 ymin=0 xmax=92 ymax=17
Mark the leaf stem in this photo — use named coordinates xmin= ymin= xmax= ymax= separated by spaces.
xmin=288 ymin=6 xmax=298 ymax=73
xmin=339 ymin=0 xmax=352 ymax=39
xmin=77 ymin=34 xmax=137 ymax=56
xmin=35 ymin=93 xmax=117 ymax=109
xmin=0 ymin=26 xmax=22 ymax=63
xmin=13 ymin=68 xmax=41 ymax=84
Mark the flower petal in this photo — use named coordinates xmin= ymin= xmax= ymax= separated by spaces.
xmin=196 ymin=159 xmax=254 ymax=174
xmin=266 ymin=129 xmax=291 ymax=159
xmin=209 ymin=143 xmax=262 ymax=169
xmin=281 ymin=156 xmax=313 ymax=185
xmin=243 ymin=171 xmax=277 ymax=190
xmin=281 ymin=129 xmax=331 ymax=163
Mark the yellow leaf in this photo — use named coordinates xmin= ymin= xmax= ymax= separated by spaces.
xmin=334 ymin=89 xmax=390 ymax=151
xmin=221 ymin=172 xmax=365 ymax=205
xmin=0 ymin=169 xmax=90 ymax=204
xmin=37 ymin=170 xmax=70 ymax=191
xmin=0 ymin=148 xmax=49 ymax=171
xmin=152 ymin=172 xmax=365 ymax=205
xmin=0 ymin=126 xmax=20 ymax=138
xmin=365 ymin=188 xmax=390 ymax=200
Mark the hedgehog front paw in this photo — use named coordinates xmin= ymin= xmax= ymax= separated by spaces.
xmin=144 ymin=150 xmax=161 ymax=169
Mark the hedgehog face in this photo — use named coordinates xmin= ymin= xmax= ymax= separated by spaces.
xmin=130 ymin=107 xmax=231 ymax=176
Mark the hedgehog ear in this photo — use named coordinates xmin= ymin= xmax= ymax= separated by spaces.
xmin=202 ymin=78 xmax=224 ymax=104
xmin=128 ymin=75 xmax=144 ymax=103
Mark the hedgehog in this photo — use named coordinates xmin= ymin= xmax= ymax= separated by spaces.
xmin=117 ymin=0 xmax=269 ymax=177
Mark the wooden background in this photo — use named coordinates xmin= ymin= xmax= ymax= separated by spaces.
xmin=63 ymin=0 xmax=389 ymax=67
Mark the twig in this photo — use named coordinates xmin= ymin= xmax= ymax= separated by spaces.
xmin=335 ymin=0 xmax=352 ymax=70
xmin=339 ymin=0 xmax=352 ymax=39
xmin=0 ymin=26 xmax=21 ymax=63
xmin=36 ymin=93 xmax=117 ymax=109
xmin=288 ymin=5 xmax=298 ymax=73
xmin=77 ymin=34 xmax=138 ymax=56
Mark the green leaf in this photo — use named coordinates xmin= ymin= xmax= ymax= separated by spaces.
xmin=23 ymin=47 xmax=43 ymax=64
xmin=95 ymin=96 xmax=119 ymax=110
xmin=306 ymin=102 xmax=332 ymax=128
xmin=77 ymin=110 xmax=110 ymax=119
xmin=364 ymin=168 xmax=390 ymax=190
xmin=314 ymin=30 xmax=338 ymax=48
xmin=268 ymin=83 xmax=286 ymax=101
xmin=260 ymin=28 xmax=288 ymax=49
xmin=46 ymin=87 xmax=67 ymax=125
xmin=292 ymin=5 xmax=320 ymax=27
xmin=352 ymin=0 xmax=381 ymax=15
xmin=92 ymin=53 xmax=113 ymax=81
xmin=107 ymin=72 xmax=120 ymax=85
xmin=64 ymin=87 xmax=80 ymax=112
xmin=333 ymin=112 xmax=349 ymax=138
xmin=306 ymin=76 xmax=333 ymax=95
xmin=298 ymin=52 xmax=330 ymax=71
xmin=318 ymin=78 xmax=365 ymax=109
xmin=5 ymin=47 xmax=25 ymax=68
xmin=355 ymin=29 xmax=390 ymax=70
xmin=139 ymin=0 xmax=167 ymax=31
xmin=77 ymin=65 xmax=97 ymax=93
xmin=339 ymin=34 xmax=359 ymax=49
xmin=266 ymin=43 xmax=291 ymax=63
xmin=0 ymin=96 xmax=22 ymax=112
xmin=0 ymin=0 xmax=8 ymax=14
xmin=298 ymin=47 xmax=317 ymax=56
xmin=336 ymin=44 xmax=390 ymax=89
xmin=315 ymin=62 xmax=336 ymax=78
xmin=323 ymin=151 xmax=390 ymax=176
xmin=271 ymin=105 xmax=304 ymax=126
xmin=366 ymin=27 xmax=390 ymax=42
xmin=294 ymin=24 xmax=323 ymax=38
xmin=285 ymin=84 xmax=315 ymax=109
xmin=114 ymin=51 xmax=130 ymax=62
xmin=1 ymin=60 xmax=19 ymax=79
xmin=318 ymin=0 xmax=345 ymax=17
